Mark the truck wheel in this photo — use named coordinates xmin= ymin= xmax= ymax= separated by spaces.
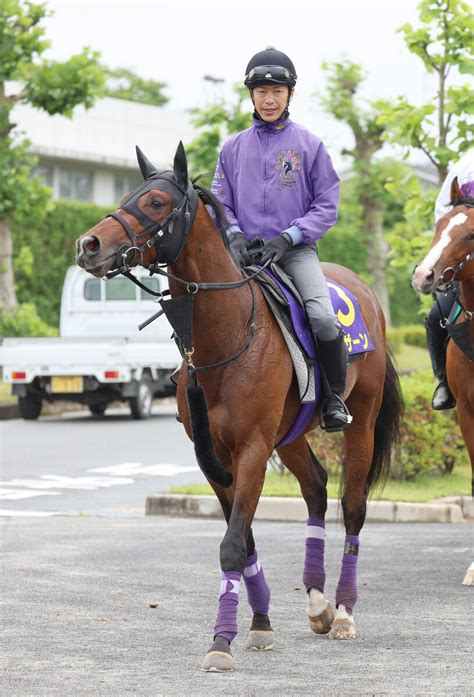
xmin=89 ymin=403 xmax=107 ymax=416
xmin=129 ymin=376 xmax=153 ymax=419
xmin=18 ymin=396 xmax=42 ymax=420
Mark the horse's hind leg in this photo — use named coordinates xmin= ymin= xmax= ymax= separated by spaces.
xmin=277 ymin=436 xmax=334 ymax=635
xmin=330 ymin=412 xmax=376 ymax=640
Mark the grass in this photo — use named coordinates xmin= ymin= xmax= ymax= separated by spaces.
xmin=395 ymin=343 xmax=431 ymax=373
xmin=170 ymin=466 xmax=471 ymax=503
xmin=0 ymin=382 xmax=13 ymax=403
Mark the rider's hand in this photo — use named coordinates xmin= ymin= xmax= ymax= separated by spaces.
xmin=259 ymin=232 xmax=293 ymax=265
xmin=228 ymin=231 xmax=250 ymax=266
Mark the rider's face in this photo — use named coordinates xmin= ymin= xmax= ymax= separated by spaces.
xmin=252 ymin=85 xmax=292 ymax=122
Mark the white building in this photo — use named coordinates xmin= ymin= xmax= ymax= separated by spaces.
xmin=12 ymin=97 xmax=197 ymax=206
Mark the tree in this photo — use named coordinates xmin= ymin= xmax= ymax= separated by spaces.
xmin=375 ymin=0 xmax=473 ymax=272
xmin=320 ymin=58 xmax=419 ymax=325
xmin=185 ymin=84 xmax=252 ymax=186
xmin=0 ymin=0 xmax=104 ymax=315
xmin=377 ymin=0 xmax=473 ymax=185
xmin=104 ymin=66 xmax=169 ymax=107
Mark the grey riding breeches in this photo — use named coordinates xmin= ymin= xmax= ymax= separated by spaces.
xmin=277 ymin=244 xmax=341 ymax=342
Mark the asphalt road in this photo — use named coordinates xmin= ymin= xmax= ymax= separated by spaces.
xmin=1 ymin=516 xmax=472 ymax=696
xmin=0 ymin=403 xmax=206 ymax=517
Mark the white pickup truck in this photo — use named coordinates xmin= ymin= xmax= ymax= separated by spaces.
xmin=0 ymin=267 xmax=181 ymax=420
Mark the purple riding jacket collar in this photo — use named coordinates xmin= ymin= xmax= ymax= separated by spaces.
xmin=211 ymin=116 xmax=340 ymax=245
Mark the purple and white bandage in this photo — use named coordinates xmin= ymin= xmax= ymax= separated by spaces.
xmin=303 ymin=518 xmax=326 ymax=593
xmin=335 ymin=534 xmax=359 ymax=612
xmin=213 ymin=571 xmax=241 ymax=642
xmin=243 ymin=551 xmax=270 ymax=615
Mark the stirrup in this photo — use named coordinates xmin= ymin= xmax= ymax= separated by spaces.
xmin=432 ymin=382 xmax=456 ymax=411
xmin=321 ymin=394 xmax=353 ymax=433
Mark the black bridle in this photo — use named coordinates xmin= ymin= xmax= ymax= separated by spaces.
xmin=101 ymin=170 xmax=271 ymax=377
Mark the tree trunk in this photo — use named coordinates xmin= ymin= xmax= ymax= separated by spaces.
xmin=0 ymin=218 xmax=17 ymax=315
xmin=362 ymin=200 xmax=392 ymax=326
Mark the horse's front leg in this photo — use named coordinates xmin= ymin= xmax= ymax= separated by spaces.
xmin=202 ymin=442 xmax=270 ymax=672
xmin=243 ymin=527 xmax=275 ymax=651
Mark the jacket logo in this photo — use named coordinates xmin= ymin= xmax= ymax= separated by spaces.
xmin=275 ymin=150 xmax=301 ymax=188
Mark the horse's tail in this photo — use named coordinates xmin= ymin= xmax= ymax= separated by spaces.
xmin=186 ymin=383 xmax=233 ymax=488
xmin=366 ymin=347 xmax=404 ymax=494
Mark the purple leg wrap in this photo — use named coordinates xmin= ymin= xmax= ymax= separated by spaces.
xmin=335 ymin=535 xmax=360 ymax=612
xmin=303 ymin=518 xmax=326 ymax=593
xmin=214 ymin=571 xmax=241 ymax=642
xmin=243 ymin=551 xmax=270 ymax=615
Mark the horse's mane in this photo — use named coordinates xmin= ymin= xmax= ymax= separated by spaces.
xmin=193 ymin=180 xmax=231 ymax=250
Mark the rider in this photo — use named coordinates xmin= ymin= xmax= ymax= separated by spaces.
xmin=425 ymin=149 xmax=474 ymax=410
xmin=211 ymin=47 xmax=351 ymax=432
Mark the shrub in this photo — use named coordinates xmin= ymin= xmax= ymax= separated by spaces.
xmin=305 ymin=369 xmax=468 ymax=482
xmin=401 ymin=324 xmax=427 ymax=348
xmin=0 ymin=304 xmax=58 ymax=338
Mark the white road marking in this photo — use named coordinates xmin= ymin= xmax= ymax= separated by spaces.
xmin=0 ymin=476 xmax=134 ymax=493
xmin=0 ymin=488 xmax=61 ymax=500
xmin=89 ymin=462 xmax=199 ymax=477
xmin=0 ymin=509 xmax=59 ymax=517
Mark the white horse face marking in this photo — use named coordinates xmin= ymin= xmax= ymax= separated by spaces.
xmin=412 ymin=212 xmax=468 ymax=292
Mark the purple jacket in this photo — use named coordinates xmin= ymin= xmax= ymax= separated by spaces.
xmin=211 ymin=116 xmax=340 ymax=245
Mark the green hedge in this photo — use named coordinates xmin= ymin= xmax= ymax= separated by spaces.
xmin=13 ymin=200 xmax=110 ymax=328
xmin=307 ymin=369 xmax=468 ymax=481
xmin=387 ymin=324 xmax=427 ymax=352
xmin=0 ymin=303 xmax=58 ymax=338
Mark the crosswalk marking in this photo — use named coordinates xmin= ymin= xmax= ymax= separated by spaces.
xmin=0 ymin=508 xmax=59 ymax=517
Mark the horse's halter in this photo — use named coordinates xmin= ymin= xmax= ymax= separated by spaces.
xmin=439 ymin=196 xmax=474 ymax=286
xmin=105 ymin=170 xmax=199 ymax=275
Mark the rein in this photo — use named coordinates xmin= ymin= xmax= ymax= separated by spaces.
xmin=103 ymin=179 xmax=271 ymax=377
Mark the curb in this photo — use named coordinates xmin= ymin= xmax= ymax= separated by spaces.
xmin=145 ymin=493 xmax=472 ymax=524
xmin=0 ymin=403 xmax=19 ymax=420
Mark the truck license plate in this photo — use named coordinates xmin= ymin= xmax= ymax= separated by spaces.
xmin=51 ymin=376 xmax=84 ymax=393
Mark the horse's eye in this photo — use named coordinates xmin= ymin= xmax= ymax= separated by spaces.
xmin=151 ymin=199 xmax=163 ymax=209
xmin=467 ymin=233 xmax=474 ymax=241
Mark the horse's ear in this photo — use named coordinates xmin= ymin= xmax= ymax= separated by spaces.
xmin=450 ymin=176 xmax=463 ymax=203
xmin=136 ymin=146 xmax=159 ymax=180
xmin=173 ymin=141 xmax=188 ymax=189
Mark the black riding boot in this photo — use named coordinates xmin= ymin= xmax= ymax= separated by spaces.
xmin=316 ymin=331 xmax=353 ymax=432
xmin=425 ymin=315 xmax=456 ymax=411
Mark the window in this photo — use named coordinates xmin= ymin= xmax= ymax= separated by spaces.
xmin=33 ymin=164 xmax=54 ymax=188
xmin=114 ymin=173 xmax=143 ymax=203
xmin=140 ymin=276 xmax=160 ymax=300
xmin=84 ymin=278 xmax=101 ymax=301
xmin=105 ymin=277 xmax=136 ymax=300
xmin=59 ymin=168 xmax=93 ymax=202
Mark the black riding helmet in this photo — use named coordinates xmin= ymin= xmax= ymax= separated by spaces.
xmin=244 ymin=47 xmax=297 ymax=89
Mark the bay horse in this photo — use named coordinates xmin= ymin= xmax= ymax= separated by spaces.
xmin=76 ymin=142 xmax=403 ymax=672
xmin=412 ymin=181 xmax=474 ymax=586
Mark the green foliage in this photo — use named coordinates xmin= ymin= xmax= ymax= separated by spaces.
xmin=307 ymin=368 xmax=468 ymax=481
xmin=0 ymin=1 xmax=50 ymax=81
xmin=389 ymin=324 xmax=428 ymax=349
xmin=12 ymin=200 xmax=110 ymax=326
xmin=26 ymin=48 xmax=105 ymax=116
xmin=393 ymin=370 xmax=468 ymax=479
xmin=186 ymin=84 xmax=252 ymax=187
xmin=104 ymin=66 xmax=168 ymax=106
xmin=0 ymin=303 xmax=57 ymax=337
xmin=376 ymin=0 xmax=474 ymax=176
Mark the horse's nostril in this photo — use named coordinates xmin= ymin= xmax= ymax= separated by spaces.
xmin=82 ymin=236 xmax=100 ymax=255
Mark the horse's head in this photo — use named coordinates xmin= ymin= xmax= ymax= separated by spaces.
xmin=76 ymin=142 xmax=199 ymax=277
xmin=412 ymin=180 xmax=474 ymax=294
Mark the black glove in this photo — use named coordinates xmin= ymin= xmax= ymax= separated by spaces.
xmin=259 ymin=232 xmax=293 ymax=265
xmin=228 ymin=231 xmax=250 ymax=266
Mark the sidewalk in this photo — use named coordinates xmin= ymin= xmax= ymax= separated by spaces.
xmin=146 ymin=492 xmax=474 ymax=523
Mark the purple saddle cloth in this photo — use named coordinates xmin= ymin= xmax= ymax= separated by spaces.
xmin=258 ymin=268 xmax=374 ymax=448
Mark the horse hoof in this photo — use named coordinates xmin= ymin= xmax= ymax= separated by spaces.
xmin=201 ymin=650 xmax=235 ymax=672
xmin=462 ymin=563 xmax=474 ymax=586
xmin=308 ymin=604 xmax=335 ymax=634
xmin=245 ymin=629 xmax=276 ymax=651
xmin=328 ymin=606 xmax=357 ymax=640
